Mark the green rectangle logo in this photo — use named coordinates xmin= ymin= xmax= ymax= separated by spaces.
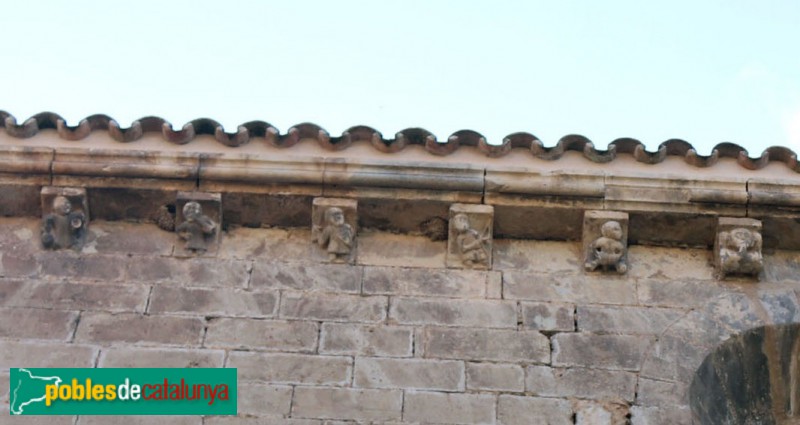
xmin=9 ymin=368 xmax=237 ymax=415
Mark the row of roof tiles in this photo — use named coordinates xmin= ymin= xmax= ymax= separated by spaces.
xmin=1 ymin=111 xmax=798 ymax=172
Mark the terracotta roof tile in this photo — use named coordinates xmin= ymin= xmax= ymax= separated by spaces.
xmin=1 ymin=111 xmax=797 ymax=172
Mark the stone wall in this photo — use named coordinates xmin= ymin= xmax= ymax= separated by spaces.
xmin=2 ymin=216 xmax=799 ymax=424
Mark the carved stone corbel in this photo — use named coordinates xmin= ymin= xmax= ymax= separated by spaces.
xmin=715 ymin=217 xmax=763 ymax=279
xmin=446 ymin=204 xmax=493 ymax=270
xmin=174 ymin=191 xmax=221 ymax=256
xmin=583 ymin=210 xmax=628 ymax=274
xmin=312 ymin=198 xmax=357 ymax=264
xmin=40 ymin=187 xmax=89 ymax=251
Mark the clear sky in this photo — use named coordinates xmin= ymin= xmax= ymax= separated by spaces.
xmin=2 ymin=1 xmax=799 ymax=155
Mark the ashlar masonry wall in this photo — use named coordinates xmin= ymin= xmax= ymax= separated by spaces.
xmin=1 ymin=216 xmax=799 ymax=425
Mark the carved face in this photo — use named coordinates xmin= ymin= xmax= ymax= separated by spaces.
xmin=453 ymin=214 xmax=470 ymax=233
xmin=730 ymin=228 xmax=755 ymax=249
xmin=183 ymin=202 xmax=202 ymax=220
xmin=601 ymin=221 xmax=623 ymax=240
xmin=326 ymin=207 xmax=345 ymax=226
xmin=53 ymin=196 xmax=71 ymax=216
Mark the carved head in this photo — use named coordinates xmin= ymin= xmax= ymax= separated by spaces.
xmin=601 ymin=221 xmax=623 ymax=240
xmin=52 ymin=196 xmax=72 ymax=216
xmin=730 ymin=228 xmax=756 ymax=249
xmin=183 ymin=201 xmax=203 ymax=220
xmin=453 ymin=213 xmax=470 ymax=233
xmin=325 ymin=207 xmax=345 ymax=226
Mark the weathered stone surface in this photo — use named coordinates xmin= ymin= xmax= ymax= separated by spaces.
xmin=637 ymin=377 xmax=688 ymax=408
xmin=353 ymin=357 xmax=464 ymax=391
xmin=148 ymin=286 xmax=278 ymax=318
xmin=280 ymin=293 xmax=387 ymax=323
xmin=228 ymin=352 xmax=352 ymax=385
xmin=627 ymin=245 xmax=714 ymax=281
xmin=526 ymin=366 xmax=638 ymax=402
xmin=0 ymin=251 xmax=39 ymax=277
xmin=98 ymin=347 xmax=224 ymax=368
xmin=82 ymin=220 xmax=175 ymax=256
xmin=487 ymin=271 xmax=502 ymax=299
xmin=292 ymin=387 xmax=402 ymax=421
xmin=577 ymin=305 xmax=686 ymax=335
xmin=75 ymin=313 xmax=205 ymax=346
xmin=363 ymin=266 xmax=486 ymax=298
xmin=466 ymin=362 xmax=524 ymax=392
xmin=521 ymin=302 xmax=575 ymax=332
xmin=758 ymin=289 xmax=800 ymax=323
xmin=390 ymin=297 xmax=516 ymax=328
xmin=574 ymin=400 xmax=630 ymax=425
xmin=504 ymin=272 xmax=637 ymax=305
xmin=640 ymin=334 xmax=715 ymax=383
xmin=126 ymin=257 xmax=251 ymax=288
xmin=206 ymin=419 xmax=319 ymax=425
xmin=357 ymin=232 xmax=446 ymax=268
xmin=497 ymin=395 xmax=573 ymax=425
xmin=630 ymin=405 xmax=692 ymax=425
xmin=218 ymin=226 xmax=310 ymax=262
xmin=174 ymin=191 xmax=222 ymax=256
xmin=251 ymin=262 xmax=361 ymax=293
xmin=714 ymin=217 xmax=763 ymax=278
xmin=320 ymin=323 xmax=412 ymax=357
xmin=447 ymin=203 xmax=493 ymax=270
xmin=0 ymin=308 xmax=78 ymax=341
xmin=1 ymin=281 xmax=149 ymax=313
xmin=238 ymin=383 xmax=293 ymax=417
xmin=0 ymin=341 xmax=97 ymax=368
xmin=637 ymin=279 xmax=726 ymax=308
xmin=40 ymin=186 xmax=89 ymax=251
xmin=404 ymin=391 xmax=496 ymax=424
xmin=552 ymin=333 xmax=652 ymax=371
xmin=40 ymin=252 xmax=124 ymax=282
xmin=493 ymin=240 xmax=581 ymax=272
xmin=204 ymin=318 xmax=318 ymax=352
xmin=423 ymin=327 xmax=550 ymax=363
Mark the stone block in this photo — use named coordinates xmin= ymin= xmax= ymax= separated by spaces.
xmin=0 ymin=308 xmax=78 ymax=341
xmin=583 ymin=210 xmax=628 ymax=274
xmin=636 ymin=377 xmax=689 ymax=408
xmin=0 ymin=341 xmax=97 ymax=368
xmin=356 ymin=232 xmax=446 ymax=268
xmin=497 ymin=395 xmax=573 ymax=425
xmin=503 ymin=272 xmax=637 ymax=305
xmin=228 ymin=352 xmax=352 ymax=385
xmin=574 ymin=400 xmax=630 ymax=425
xmin=423 ymin=327 xmax=550 ymax=363
xmin=552 ymin=333 xmax=652 ymax=371
xmin=493 ymin=239 xmax=581 ymax=273
xmin=174 ymin=191 xmax=222 ymax=256
xmin=353 ymin=357 xmax=464 ymax=391
xmin=320 ymin=323 xmax=413 ymax=357
xmin=525 ymin=366 xmax=637 ymax=402
xmin=466 ymin=362 xmax=525 ymax=392
xmin=312 ymin=198 xmax=357 ymax=264
xmin=627 ymin=245 xmax=714 ymax=281
xmin=404 ymin=391 xmax=496 ymax=425
xmin=577 ymin=306 xmax=686 ymax=335
xmin=486 ymin=271 xmax=502 ymax=298
xmin=447 ymin=203 xmax=494 ymax=270
xmin=363 ymin=266 xmax=486 ymax=298
xmin=389 ymin=297 xmax=516 ymax=328
xmin=630 ymin=405 xmax=692 ymax=425
xmin=40 ymin=186 xmax=89 ymax=251
xmin=204 ymin=318 xmax=318 ymax=352
xmin=206 ymin=419 xmax=319 ymax=425
xmin=147 ymin=287 xmax=278 ymax=318
xmin=251 ymin=262 xmax=362 ymax=293
xmin=78 ymin=417 xmax=200 ymax=425
xmin=715 ymin=217 xmax=763 ymax=278
xmin=74 ymin=313 xmax=205 ymax=347
xmin=279 ymin=293 xmax=386 ymax=323
xmin=521 ymin=302 xmax=575 ymax=332
xmin=3 ymin=282 xmax=149 ymax=313
xmin=39 ymin=252 xmax=124 ymax=282
xmin=218 ymin=226 xmax=310 ymax=262
xmin=98 ymin=347 xmax=225 ymax=368
xmin=238 ymin=383 xmax=293 ymax=417
xmin=291 ymin=387 xmax=402 ymax=421
xmin=81 ymin=220 xmax=175 ymax=256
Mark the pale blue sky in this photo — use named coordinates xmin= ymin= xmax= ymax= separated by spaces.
xmin=2 ymin=1 xmax=799 ymax=155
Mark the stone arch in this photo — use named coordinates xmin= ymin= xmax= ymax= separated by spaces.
xmin=689 ymin=323 xmax=800 ymax=424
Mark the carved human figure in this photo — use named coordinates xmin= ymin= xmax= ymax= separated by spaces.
xmin=176 ymin=201 xmax=217 ymax=252
xmin=452 ymin=213 xmax=490 ymax=268
xmin=41 ymin=196 xmax=86 ymax=250
xmin=315 ymin=207 xmax=354 ymax=263
xmin=585 ymin=220 xmax=627 ymax=273
xmin=719 ymin=227 xmax=762 ymax=275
